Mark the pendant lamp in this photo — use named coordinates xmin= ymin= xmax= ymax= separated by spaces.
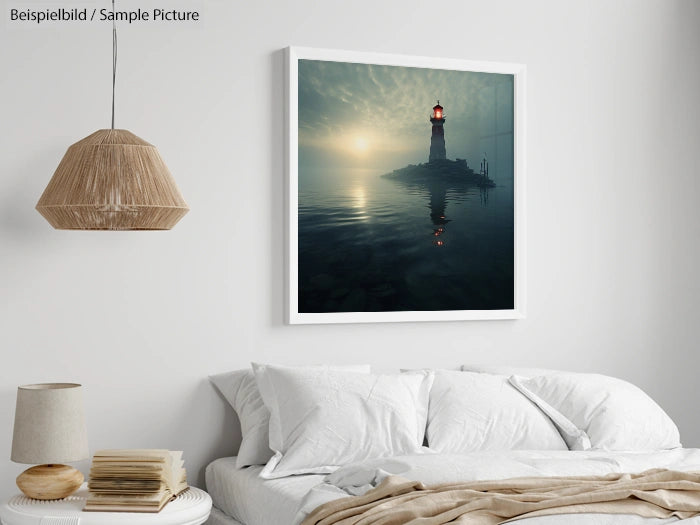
xmin=36 ymin=2 xmax=188 ymax=230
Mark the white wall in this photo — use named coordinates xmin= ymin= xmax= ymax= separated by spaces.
xmin=1 ymin=0 xmax=699 ymax=497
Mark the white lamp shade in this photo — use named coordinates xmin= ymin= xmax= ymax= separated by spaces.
xmin=11 ymin=383 xmax=89 ymax=465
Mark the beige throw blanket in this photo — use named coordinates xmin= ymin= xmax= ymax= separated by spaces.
xmin=302 ymin=469 xmax=700 ymax=525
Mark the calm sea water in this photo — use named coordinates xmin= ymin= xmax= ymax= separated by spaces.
xmin=298 ymin=167 xmax=514 ymax=313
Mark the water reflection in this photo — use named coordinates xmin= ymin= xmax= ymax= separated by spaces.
xmin=386 ymin=176 xmax=486 ymax=249
xmin=352 ymin=186 xmax=366 ymax=209
xmin=351 ymin=186 xmax=369 ymax=221
xmin=428 ymin=183 xmax=449 ymax=247
xmin=480 ymin=187 xmax=490 ymax=205
xmin=298 ymin=167 xmax=514 ymax=313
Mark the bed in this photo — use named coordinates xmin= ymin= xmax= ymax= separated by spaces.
xmin=206 ymin=451 xmax=700 ymax=525
xmin=206 ymin=364 xmax=700 ymax=525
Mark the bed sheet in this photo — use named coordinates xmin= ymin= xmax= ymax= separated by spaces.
xmin=206 ymin=506 xmax=244 ymax=525
xmin=205 ymin=457 xmax=327 ymax=525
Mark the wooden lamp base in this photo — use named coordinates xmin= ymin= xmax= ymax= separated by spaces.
xmin=16 ymin=464 xmax=84 ymax=500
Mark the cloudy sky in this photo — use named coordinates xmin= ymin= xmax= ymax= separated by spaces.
xmin=298 ymin=59 xmax=514 ymax=172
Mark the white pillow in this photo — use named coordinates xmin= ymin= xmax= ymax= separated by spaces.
xmin=509 ymin=373 xmax=681 ymax=451
xmin=427 ymin=370 xmax=567 ymax=453
xmin=209 ymin=369 xmax=272 ymax=468
xmin=461 ymin=364 xmax=564 ymax=377
xmin=253 ymin=363 xmax=433 ymax=479
xmin=508 ymin=376 xmax=591 ymax=450
xmin=209 ymin=364 xmax=370 ymax=468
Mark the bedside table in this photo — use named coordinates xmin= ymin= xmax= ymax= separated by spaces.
xmin=0 ymin=485 xmax=211 ymax=525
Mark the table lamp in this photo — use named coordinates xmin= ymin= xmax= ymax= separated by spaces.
xmin=11 ymin=383 xmax=89 ymax=500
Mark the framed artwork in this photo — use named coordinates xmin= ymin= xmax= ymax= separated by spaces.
xmin=286 ymin=47 xmax=526 ymax=324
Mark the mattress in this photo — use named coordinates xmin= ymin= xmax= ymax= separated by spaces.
xmin=205 ymin=457 xmax=326 ymax=525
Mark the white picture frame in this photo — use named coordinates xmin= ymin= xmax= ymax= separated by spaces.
xmin=286 ymin=46 xmax=526 ymax=324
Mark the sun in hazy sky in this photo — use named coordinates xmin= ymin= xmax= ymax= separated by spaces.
xmin=298 ymin=59 xmax=514 ymax=171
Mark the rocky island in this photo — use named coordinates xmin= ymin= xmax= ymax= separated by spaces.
xmin=384 ymin=158 xmax=495 ymax=187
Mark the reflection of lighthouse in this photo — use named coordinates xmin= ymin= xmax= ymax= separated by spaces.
xmin=429 ymin=101 xmax=446 ymax=163
xmin=428 ymin=182 xmax=449 ymax=228
xmin=428 ymin=181 xmax=449 ymax=247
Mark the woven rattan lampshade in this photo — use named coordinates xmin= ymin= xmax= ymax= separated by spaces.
xmin=36 ymin=129 xmax=188 ymax=230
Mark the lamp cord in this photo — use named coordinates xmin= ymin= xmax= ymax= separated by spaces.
xmin=111 ymin=0 xmax=117 ymax=130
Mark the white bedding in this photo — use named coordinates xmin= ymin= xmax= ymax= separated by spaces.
xmin=207 ymin=450 xmax=700 ymax=525
xmin=297 ymin=449 xmax=700 ymax=524
xmin=205 ymin=457 xmax=326 ymax=525
xmin=207 ymin=506 xmax=244 ymax=525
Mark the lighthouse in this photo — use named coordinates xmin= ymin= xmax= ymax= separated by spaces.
xmin=429 ymin=101 xmax=446 ymax=163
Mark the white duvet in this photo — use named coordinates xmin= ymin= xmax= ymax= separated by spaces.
xmin=293 ymin=449 xmax=700 ymax=524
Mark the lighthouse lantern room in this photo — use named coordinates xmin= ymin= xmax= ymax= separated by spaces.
xmin=429 ymin=101 xmax=446 ymax=163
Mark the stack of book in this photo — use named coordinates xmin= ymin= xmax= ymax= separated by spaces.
xmin=84 ymin=449 xmax=188 ymax=513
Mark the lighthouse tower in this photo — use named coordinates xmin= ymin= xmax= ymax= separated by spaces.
xmin=429 ymin=101 xmax=446 ymax=163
